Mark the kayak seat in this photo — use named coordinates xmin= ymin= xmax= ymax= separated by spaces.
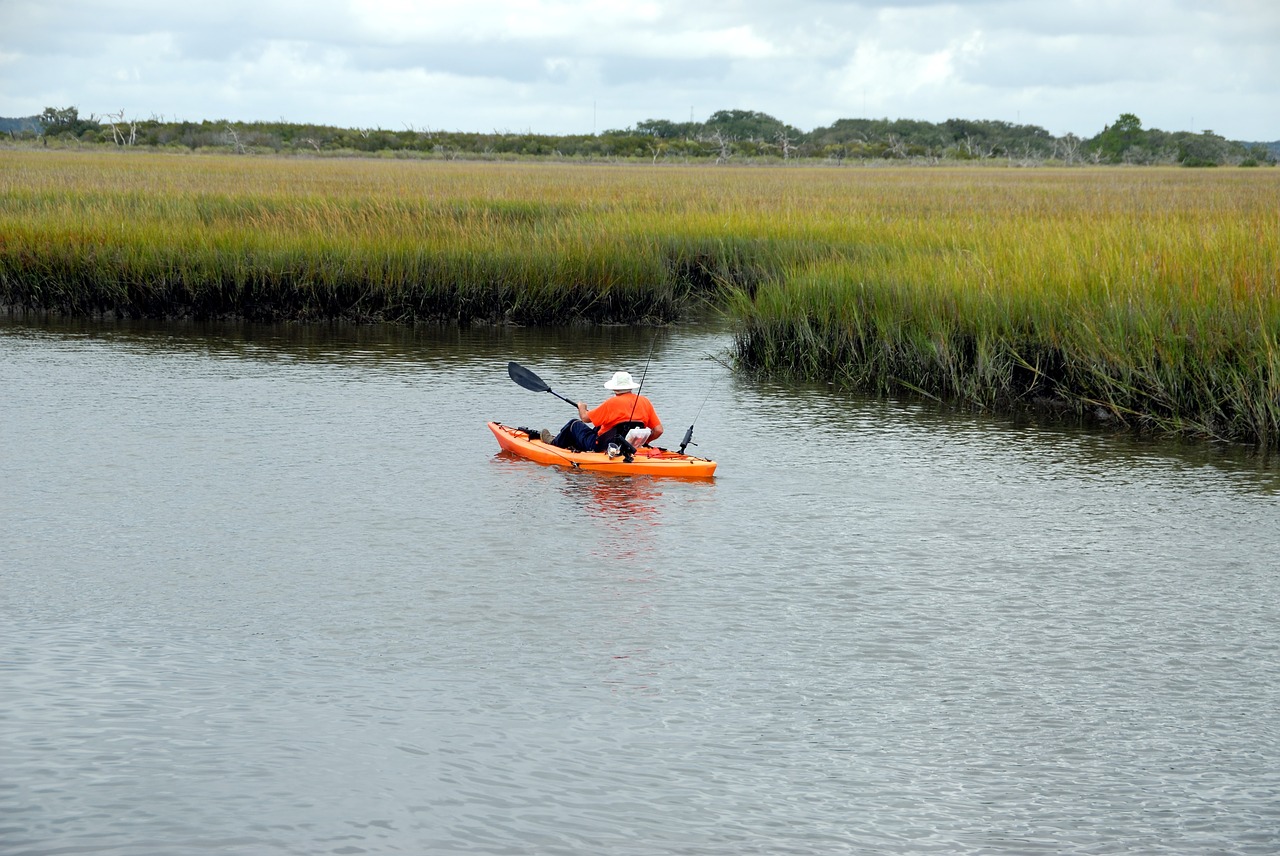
xmin=598 ymin=420 xmax=645 ymax=448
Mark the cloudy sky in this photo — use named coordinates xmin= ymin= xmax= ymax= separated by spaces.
xmin=2 ymin=0 xmax=1277 ymax=140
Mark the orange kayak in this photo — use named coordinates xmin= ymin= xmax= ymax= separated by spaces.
xmin=488 ymin=422 xmax=716 ymax=478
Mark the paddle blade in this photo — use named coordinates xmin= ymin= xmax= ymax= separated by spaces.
xmin=508 ymin=361 xmax=550 ymax=393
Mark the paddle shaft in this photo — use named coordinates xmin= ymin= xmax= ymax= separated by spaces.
xmin=546 ymin=389 xmax=578 ymax=408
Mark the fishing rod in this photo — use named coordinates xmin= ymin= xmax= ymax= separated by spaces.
xmin=627 ymin=333 xmax=660 ymax=424
xmin=679 ymin=383 xmax=714 ymax=455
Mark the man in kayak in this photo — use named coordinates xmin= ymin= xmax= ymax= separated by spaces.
xmin=543 ymin=370 xmax=664 ymax=453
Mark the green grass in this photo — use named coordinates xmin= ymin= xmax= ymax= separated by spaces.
xmin=2 ymin=149 xmax=1277 ymax=446
xmin=725 ymin=171 xmax=1280 ymax=445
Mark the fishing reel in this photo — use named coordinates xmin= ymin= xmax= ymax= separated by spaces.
xmin=606 ymin=439 xmax=637 ymax=463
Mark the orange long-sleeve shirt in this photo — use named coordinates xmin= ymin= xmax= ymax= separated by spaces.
xmin=587 ymin=393 xmax=660 ymax=438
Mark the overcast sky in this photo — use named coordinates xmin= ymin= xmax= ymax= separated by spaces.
xmin=2 ymin=0 xmax=1277 ymax=140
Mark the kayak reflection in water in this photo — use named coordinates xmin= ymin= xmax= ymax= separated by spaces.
xmin=545 ymin=370 xmax=664 ymax=454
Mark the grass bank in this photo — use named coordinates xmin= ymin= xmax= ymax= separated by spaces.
xmin=726 ymin=169 xmax=1279 ymax=446
xmin=2 ymin=150 xmax=1277 ymax=446
xmin=0 ymin=150 xmax=769 ymax=324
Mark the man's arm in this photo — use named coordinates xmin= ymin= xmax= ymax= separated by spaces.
xmin=646 ymin=399 xmax=663 ymax=444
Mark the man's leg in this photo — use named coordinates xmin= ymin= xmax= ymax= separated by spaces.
xmin=551 ymin=419 xmax=597 ymax=451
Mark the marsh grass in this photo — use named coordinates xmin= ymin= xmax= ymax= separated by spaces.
xmin=727 ymin=172 xmax=1280 ymax=445
xmin=0 ymin=152 xmax=719 ymax=324
xmin=2 ymin=150 xmax=1277 ymax=445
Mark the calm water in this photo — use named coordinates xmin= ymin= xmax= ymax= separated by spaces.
xmin=3 ymin=316 xmax=1279 ymax=855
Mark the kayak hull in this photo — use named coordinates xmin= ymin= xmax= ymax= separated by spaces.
xmin=488 ymin=422 xmax=716 ymax=478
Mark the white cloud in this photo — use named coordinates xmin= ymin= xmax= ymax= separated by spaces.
xmin=829 ymin=28 xmax=984 ymax=112
xmin=1 ymin=0 xmax=1276 ymax=139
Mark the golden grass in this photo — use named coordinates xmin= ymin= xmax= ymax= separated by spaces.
xmin=725 ymin=169 xmax=1280 ymax=445
xmin=2 ymin=149 xmax=1277 ymax=445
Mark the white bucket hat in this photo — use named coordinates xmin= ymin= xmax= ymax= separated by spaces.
xmin=603 ymin=370 xmax=640 ymax=391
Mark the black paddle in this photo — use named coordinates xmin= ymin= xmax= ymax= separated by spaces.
xmin=507 ymin=362 xmax=578 ymax=408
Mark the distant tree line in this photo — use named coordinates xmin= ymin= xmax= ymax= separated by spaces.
xmin=4 ymin=106 xmax=1275 ymax=167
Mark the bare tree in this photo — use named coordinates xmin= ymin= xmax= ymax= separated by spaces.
xmin=102 ymin=110 xmax=138 ymax=146
xmin=1055 ymin=133 xmax=1083 ymax=164
xmin=225 ymin=125 xmax=247 ymax=154
xmin=960 ymin=134 xmax=996 ymax=159
xmin=707 ymin=129 xmax=734 ymax=164
xmin=1010 ymin=142 xmax=1044 ymax=167
xmin=774 ymin=129 xmax=797 ymax=160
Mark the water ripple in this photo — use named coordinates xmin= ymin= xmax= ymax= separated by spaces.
xmin=3 ymin=317 xmax=1279 ymax=854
